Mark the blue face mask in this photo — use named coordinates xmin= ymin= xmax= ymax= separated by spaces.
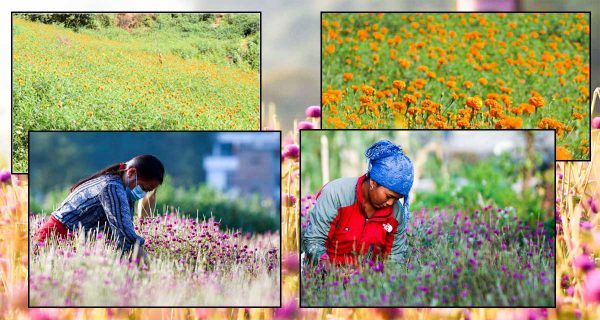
xmin=126 ymin=173 xmax=147 ymax=201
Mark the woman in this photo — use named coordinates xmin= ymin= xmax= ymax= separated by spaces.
xmin=33 ymin=154 xmax=165 ymax=264
xmin=303 ymin=140 xmax=414 ymax=267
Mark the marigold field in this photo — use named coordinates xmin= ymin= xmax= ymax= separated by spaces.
xmin=322 ymin=13 xmax=590 ymax=160
xmin=12 ymin=16 xmax=260 ymax=172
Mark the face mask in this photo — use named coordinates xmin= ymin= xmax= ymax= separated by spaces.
xmin=126 ymin=172 xmax=147 ymax=201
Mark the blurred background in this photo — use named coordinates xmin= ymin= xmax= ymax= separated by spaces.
xmin=29 ymin=131 xmax=280 ymax=233
xmin=301 ymin=130 xmax=555 ymax=224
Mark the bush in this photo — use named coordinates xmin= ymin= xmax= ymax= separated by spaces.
xmin=156 ymin=176 xmax=278 ymax=233
xmin=225 ymin=14 xmax=259 ymax=37
xmin=18 ymin=13 xmax=98 ymax=30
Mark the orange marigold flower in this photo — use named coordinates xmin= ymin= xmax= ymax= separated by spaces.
xmin=529 ymin=96 xmax=545 ymax=108
xmin=522 ymin=103 xmax=535 ymax=114
xmin=403 ymin=94 xmax=417 ymax=104
xmin=362 ymin=85 xmax=375 ymax=96
xmin=478 ymin=78 xmax=488 ymax=85
xmin=463 ymin=81 xmax=474 ymax=88
xmin=343 ymin=73 xmax=353 ymax=81
xmin=490 ymin=108 xmax=503 ymax=118
xmin=357 ymin=29 xmax=369 ymax=41
xmin=414 ymin=78 xmax=428 ymax=89
xmin=466 ymin=97 xmax=482 ymax=110
xmin=484 ymin=99 xmax=501 ymax=109
xmin=393 ymin=80 xmax=406 ymax=90
xmin=347 ymin=114 xmax=362 ymax=126
xmin=325 ymin=44 xmax=335 ymax=54
xmin=392 ymin=102 xmax=407 ymax=113
xmin=457 ymin=118 xmax=470 ymax=128
xmin=556 ymin=146 xmax=571 ymax=160
xmin=359 ymin=95 xmax=372 ymax=105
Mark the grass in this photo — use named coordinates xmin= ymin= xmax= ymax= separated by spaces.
xmin=12 ymin=17 xmax=260 ymax=172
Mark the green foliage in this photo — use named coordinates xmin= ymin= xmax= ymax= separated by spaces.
xmin=30 ymin=175 xmax=278 ymax=234
xmin=18 ymin=13 xmax=98 ymax=30
xmin=156 ymin=176 xmax=278 ymax=233
xmin=225 ymin=14 xmax=260 ymax=37
xmin=413 ymin=151 xmax=548 ymax=223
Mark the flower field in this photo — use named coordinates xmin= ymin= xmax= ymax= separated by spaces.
xmin=28 ymin=213 xmax=280 ymax=306
xmin=300 ymin=196 xmax=555 ymax=307
xmin=322 ymin=13 xmax=590 ymax=160
xmin=12 ymin=16 xmax=260 ymax=172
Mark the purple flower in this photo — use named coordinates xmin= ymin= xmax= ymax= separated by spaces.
xmin=593 ymin=117 xmax=600 ymax=129
xmin=283 ymin=194 xmax=297 ymax=207
xmin=582 ymin=269 xmax=600 ymax=303
xmin=372 ymin=262 xmax=385 ymax=273
xmin=273 ymin=300 xmax=298 ymax=319
xmin=574 ymin=254 xmax=595 ymax=272
xmin=282 ymin=144 xmax=300 ymax=160
xmin=298 ymin=121 xmax=315 ymax=130
xmin=305 ymin=105 xmax=321 ymax=118
xmin=0 ymin=170 xmax=11 ymax=184
xmin=29 ymin=309 xmax=57 ymax=320
xmin=417 ymin=285 xmax=429 ymax=294
xmin=283 ymin=252 xmax=299 ymax=273
xmin=581 ymin=221 xmax=593 ymax=230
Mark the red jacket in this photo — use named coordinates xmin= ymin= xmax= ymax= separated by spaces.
xmin=303 ymin=175 xmax=408 ymax=266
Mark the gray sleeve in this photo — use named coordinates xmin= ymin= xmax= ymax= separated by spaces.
xmin=98 ymin=184 xmax=145 ymax=251
xmin=389 ymin=202 xmax=409 ymax=263
xmin=302 ymin=184 xmax=340 ymax=265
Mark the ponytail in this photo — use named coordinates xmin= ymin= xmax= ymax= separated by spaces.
xmin=70 ymin=155 xmax=164 ymax=193
xmin=70 ymin=162 xmax=126 ymax=192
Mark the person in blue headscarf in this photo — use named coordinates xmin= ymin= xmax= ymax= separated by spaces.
xmin=303 ymin=139 xmax=414 ymax=266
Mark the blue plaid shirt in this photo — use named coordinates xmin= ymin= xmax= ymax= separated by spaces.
xmin=52 ymin=174 xmax=144 ymax=251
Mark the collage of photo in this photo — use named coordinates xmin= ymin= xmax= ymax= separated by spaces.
xmin=0 ymin=2 xmax=599 ymax=320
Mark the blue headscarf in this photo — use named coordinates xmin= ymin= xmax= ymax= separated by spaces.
xmin=365 ymin=139 xmax=414 ymax=222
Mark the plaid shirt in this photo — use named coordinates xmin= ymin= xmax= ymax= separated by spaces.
xmin=52 ymin=174 xmax=144 ymax=251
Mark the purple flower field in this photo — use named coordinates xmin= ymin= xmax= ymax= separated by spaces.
xmin=301 ymin=195 xmax=555 ymax=306
xmin=29 ymin=213 xmax=280 ymax=306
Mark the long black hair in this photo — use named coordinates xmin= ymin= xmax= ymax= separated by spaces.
xmin=70 ymin=154 xmax=165 ymax=192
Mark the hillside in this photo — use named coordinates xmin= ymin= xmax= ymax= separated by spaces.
xmin=12 ymin=16 xmax=260 ymax=172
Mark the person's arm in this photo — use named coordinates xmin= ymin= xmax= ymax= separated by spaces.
xmin=98 ymin=183 xmax=145 ymax=252
xmin=388 ymin=203 xmax=409 ymax=264
xmin=302 ymin=184 xmax=341 ymax=265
